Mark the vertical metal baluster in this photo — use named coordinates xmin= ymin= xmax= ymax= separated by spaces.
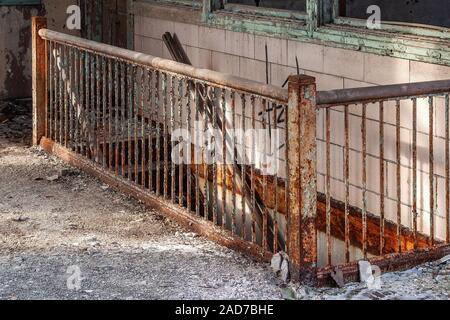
xmin=69 ymin=47 xmax=74 ymax=150
xmin=149 ymin=70 xmax=159 ymax=192
xmin=195 ymin=82 xmax=200 ymax=216
xmin=396 ymin=99 xmax=402 ymax=252
xmin=57 ymin=44 xmax=62 ymax=145
xmin=79 ymin=50 xmax=85 ymax=155
xmin=134 ymin=67 xmax=139 ymax=185
xmin=108 ymin=58 xmax=113 ymax=170
xmin=141 ymin=68 xmax=147 ymax=188
xmin=202 ymin=84 xmax=209 ymax=219
xmin=212 ymin=87 xmax=218 ymax=224
xmin=186 ymin=81 xmax=192 ymax=209
xmin=96 ymin=55 xmax=101 ymax=162
xmin=412 ymin=98 xmax=418 ymax=249
xmin=362 ymin=103 xmax=368 ymax=259
xmin=127 ymin=64 xmax=132 ymax=180
xmin=272 ymin=101 xmax=278 ymax=252
xmin=221 ymin=89 xmax=227 ymax=227
xmin=102 ymin=56 xmax=107 ymax=167
xmin=90 ymin=52 xmax=95 ymax=159
xmin=429 ymin=96 xmax=435 ymax=246
xmin=148 ymin=69 xmax=154 ymax=192
xmin=251 ymin=96 xmax=257 ymax=244
xmin=344 ymin=105 xmax=350 ymax=263
xmin=78 ymin=51 xmax=88 ymax=157
xmin=156 ymin=71 xmax=161 ymax=196
xmin=121 ymin=62 xmax=126 ymax=177
xmin=231 ymin=91 xmax=237 ymax=235
xmin=163 ymin=73 xmax=169 ymax=198
xmin=45 ymin=40 xmax=49 ymax=137
xmin=48 ymin=41 xmax=53 ymax=140
xmin=84 ymin=50 xmax=89 ymax=156
xmin=170 ymin=76 xmax=176 ymax=202
xmin=74 ymin=49 xmax=80 ymax=154
xmin=85 ymin=51 xmax=90 ymax=159
xmin=262 ymin=99 xmax=268 ymax=251
xmin=379 ymin=101 xmax=385 ymax=255
xmin=114 ymin=60 xmax=119 ymax=175
xmin=446 ymin=94 xmax=450 ymax=244
xmin=241 ymin=94 xmax=246 ymax=239
xmin=86 ymin=51 xmax=91 ymax=157
xmin=59 ymin=44 xmax=63 ymax=145
xmin=64 ymin=46 xmax=69 ymax=148
xmin=283 ymin=103 xmax=288 ymax=252
xmin=57 ymin=44 xmax=62 ymax=144
xmin=177 ymin=78 xmax=187 ymax=206
xmin=53 ymin=42 xmax=58 ymax=142
xmin=178 ymin=78 xmax=184 ymax=206
xmin=326 ymin=107 xmax=332 ymax=265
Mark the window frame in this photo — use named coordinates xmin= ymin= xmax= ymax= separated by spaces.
xmin=147 ymin=0 xmax=203 ymax=9
xmin=331 ymin=0 xmax=450 ymax=40
xmin=0 ymin=0 xmax=40 ymax=5
xmin=204 ymin=0 xmax=315 ymax=36
xmin=135 ymin=0 xmax=450 ymax=67
xmin=221 ymin=1 xmax=309 ymax=21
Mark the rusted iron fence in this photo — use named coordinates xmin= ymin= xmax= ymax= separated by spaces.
xmin=315 ymin=81 xmax=450 ymax=283
xmin=32 ymin=17 xmax=450 ymax=285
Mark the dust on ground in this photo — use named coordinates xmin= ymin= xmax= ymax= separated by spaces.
xmin=0 ymin=100 xmax=448 ymax=300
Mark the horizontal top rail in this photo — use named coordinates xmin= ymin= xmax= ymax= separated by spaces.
xmin=317 ymin=79 xmax=450 ymax=108
xmin=39 ymin=29 xmax=288 ymax=103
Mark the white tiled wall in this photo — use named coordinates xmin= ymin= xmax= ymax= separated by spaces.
xmin=134 ymin=15 xmax=450 ymax=241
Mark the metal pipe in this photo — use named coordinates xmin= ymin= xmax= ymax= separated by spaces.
xmin=317 ymin=80 xmax=450 ymax=108
xmin=429 ymin=96 xmax=435 ymax=246
xmin=39 ymin=29 xmax=288 ymax=103
xmin=396 ymin=100 xmax=401 ymax=253
xmin=379 ymin=101 xmax=385 ymax=255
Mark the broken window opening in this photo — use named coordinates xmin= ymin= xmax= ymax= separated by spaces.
xmin=340 ymin=0 xmax=450 ymax=29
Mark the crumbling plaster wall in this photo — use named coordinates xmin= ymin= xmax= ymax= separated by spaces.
xmin=0 ymin=0 xmax=79 ymax=100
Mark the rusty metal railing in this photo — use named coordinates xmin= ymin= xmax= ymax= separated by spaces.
xmin=32 ymin=16 xmax=450 ymax=285
xmin=32 ymin=17 xmax=320 ymax=283
xmin=316 ymin=82 xmax=450 ymax=272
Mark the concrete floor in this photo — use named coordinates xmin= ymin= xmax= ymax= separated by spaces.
xmin=0 ymin=100 xmax=448 ymax=300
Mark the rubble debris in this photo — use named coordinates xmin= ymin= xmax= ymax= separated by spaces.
xmin=271 ymin=252 xmax=290 ymax=283
xmin=281 ymin=286 xmax=297 ymax=300
xmin=59 ymin=168 xmax=79 ymax=177
xmin=46 ymin=174 xmax=59 ymax=182
xmin=12 ymin=216 xmax=29 ymax=223
xmin=437 ymin=255 xmax=450 ymax=265
xmin=358 ymin=260 xmax=382 ymax=289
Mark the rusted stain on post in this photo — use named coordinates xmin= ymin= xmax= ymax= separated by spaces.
xmin=32 ymin=16 xmax=47 ymax=146
xmin=287 ymin=75 xmax=317 ymax=284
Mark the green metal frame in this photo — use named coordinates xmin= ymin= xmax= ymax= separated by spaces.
xmin=135 ymin=0 xmax=450 ymax=67
xmin=331 ymin=0 xmax=450 ymax=40
xmin=151 ymin=0 xmax=202 ymax=8
xmin=203 ymin=0 xmax=450 ymax=67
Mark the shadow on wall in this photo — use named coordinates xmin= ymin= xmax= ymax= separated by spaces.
xmin=0 ymin=5 xmax=45 ymax=100
xmin=0 ymin=0 xmax=80 ymax=101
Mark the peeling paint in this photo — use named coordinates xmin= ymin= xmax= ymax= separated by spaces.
xmin=0 ymin=1 xmax=80 ymax=101
xmin=0 ymin=5 xmax=44 ymax=100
